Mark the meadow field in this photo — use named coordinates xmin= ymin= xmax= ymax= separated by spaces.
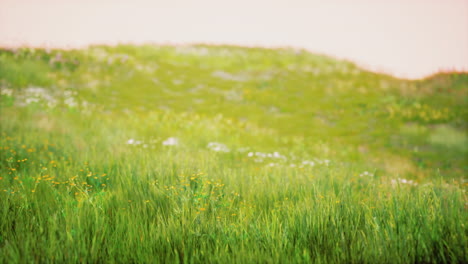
xmin=0 ymin=45 xmax=467 ymax=263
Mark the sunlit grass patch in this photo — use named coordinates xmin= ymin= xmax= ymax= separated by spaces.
xmin=428 ymin=125 xmax=467 ymax=152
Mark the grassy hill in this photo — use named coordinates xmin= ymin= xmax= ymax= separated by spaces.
xmin=0 ymin=45 xmax=467 ymax=263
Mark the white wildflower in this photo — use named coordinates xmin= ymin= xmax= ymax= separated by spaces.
xmin=64 ymin=97 xmax=78 ymax=108
xmin=0 ymin=88 xmax=13 ymax=96
xmin=172 ymin=79 xmax=184 ymax=85
xmin=391 ymin=178 xmax=418 ymax=186
xmin=255 ymin=152 xmax=266 ymax=158
xmin=272 ymin=152 xmax=284 ymax=159
xmin=212 ymin=70 xmax=247 ymax=82
xmin=162 ymin=137 xmax=179 ymax=146
xmin=302 ymin=160 xmax=315 ymax=167
xmin=207 ymin=142 xmax=230 ymax=152
xmin=359 ymin=171 xmax=374 ymax=177
xmin=25 ymin=97 xmax=40 ymax=104
xmin=25 ymin=87 xmax=48 ymax=97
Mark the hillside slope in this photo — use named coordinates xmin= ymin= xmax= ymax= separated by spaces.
xmin=1 ymin=45 xmax=466 ymax=178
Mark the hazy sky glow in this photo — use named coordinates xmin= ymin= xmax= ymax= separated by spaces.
xmin=1 ymin=0 xmax=467 ymax=79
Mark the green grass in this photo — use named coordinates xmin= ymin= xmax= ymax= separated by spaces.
xmin=0 ymin=45 xmax=467 ymax=263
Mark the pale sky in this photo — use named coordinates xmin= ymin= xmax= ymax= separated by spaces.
xmin=1 ymin=0 xmax=467 ymax=79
